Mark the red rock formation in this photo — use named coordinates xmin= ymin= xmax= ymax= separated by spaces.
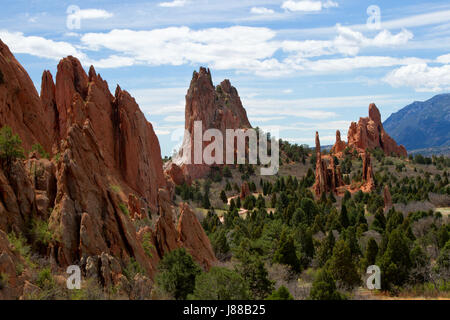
xmin=240 ymin=181 xmax=251 ymax=200
xmin=361 ymin=152 xmax=375 ymax=192
xmin=25 ymin=155 xmax=57 ymax=218
xmin=346 ymin=103 xmax=407 ymax=157
xmin=166 ymin=67 xmax=251 ymax=183
xmin=331 ymin=130 xmax=346 ymax=155
xmin=165 ymin=162 xmax=189 ymax=186
xmin=0 ymin=39 xmax=53 ymax=152
xmin=313 ymin=132 xmax=344 ymax=198
xmin=177 ymin=203 xmax=217 ymax=269
xmin=0 ymin=40 xmax=217 ymax=297
xmin=384 ymin=185 xmax=392 ymax=211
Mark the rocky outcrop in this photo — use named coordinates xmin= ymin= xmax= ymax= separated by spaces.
xmin=331 ymin=130 xmax=346 ymax=155
xmin=165 ymin=162 xmax=189 ymax=186
xmin=346 ymin=103 xmax=407 ymax=157
xmin=240 ymin=181 xmax=251 ymax=200
xmin=176 ymin=203 xmax=217 ymax=270
xmin=0 ymin=40 xmax=217 ymax=298
xmin=313 ymin=132 xmax=344 ymax=198
xmin=0 ymin=40 xmax=53 ymax=152
xmin=166 ymin=67 xmax=251 ymax=183
xmin=361 ymin=152 xmax=375 ymax=192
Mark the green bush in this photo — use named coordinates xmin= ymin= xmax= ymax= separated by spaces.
xmin=309 ymin=269 xmax=345 ymax=300
xmin=142 ymin=233 xmax=154 ymax=258
xmin=36 ymin=267 xmax=55 ymax=290
xmin=188 ymin=267 xmax=250 ymax=300
xmin=266 ymin=285 xmax=294 ymax=300
xmin=155 ymin=248 xmax=202 ymax=300
xmin=123 ymin=258 xmax=145 ymax=281
xmin=110 ymin=184 xmax=121 ymax=193
xmin=0 ymin=126 xmax=25 ymax=169
xmin=0 ymin=273 xmax=9 ymax=289
xmin=31 ymin=218 xmax=53 ymax=247
xmin=119 ymin=203 xmax=129 ymax=216
xmin=327 ymin=240 xmax=361 ymax=289
xmin=7 ymin=232 xmax=34 ymax=267
xmin=31 ymin=143 xmax=50 ymax=159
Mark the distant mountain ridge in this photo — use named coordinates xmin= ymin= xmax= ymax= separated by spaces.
xmin=383 ymin=94 xmax=450 ymax=152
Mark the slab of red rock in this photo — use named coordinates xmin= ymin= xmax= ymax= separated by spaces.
xmin=313 ymin=132 xmax=345 ymax=198
xmin=0 ymin=39 xmax=53 ymax=152
xmin=331 ymin=130 xmax=346 ymax=155
xmin=177 ymin=203 xmax=217 ymax=270
xmin=347 ymin=103 xmax=407 ymax=157
xmin=166 ymin=67 xmax=252 ymax=183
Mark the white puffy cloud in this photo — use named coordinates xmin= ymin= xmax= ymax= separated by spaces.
xmin=78 ymin=24 xmax=416 ymax=76
xmin=159 ymin=0 xmax=187 ymax=7
xmin=1 ymin=22 xmax=417 ymax=78
xmin=281 ymin=1 xmax=338 ymax=12
xmin=250 ymin=7 xmax=275 ymax=15
xmin=81 ymin=26 xmax=279 ymax=71
xmin=384 ymin=63 xmax=450 ymax=92
xmin=436 ymin=53 xmax=450 ymax=64
xmin=84 ymin=55 xmax=135 ymax=69
xmin=282 ymin=1 xmax=323 ymax=12
xmin=0 ymin=30 xmax=85 ymax=60
xmin=282 ymin=25 xmax=413 ymax=58
xmin=322 ymin=1 xmax=338 ymax=8
xmin=295 ymin=56 xmax=426 ymax=73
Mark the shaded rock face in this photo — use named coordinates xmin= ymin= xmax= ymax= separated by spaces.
xmin=347 ymin=103 xmax=407 ymax=157
xmin=176 ymin=203 xmax=217 ymax=270
xmin=313 ymin=132 xmax=344 ymax=198
xmin=331 ymin=130 xmax=346 ymax=155
xmin=167 ymin=67 xmax=251 ymax=183
xmin=0 ymin=41 xmax=217 ymax=298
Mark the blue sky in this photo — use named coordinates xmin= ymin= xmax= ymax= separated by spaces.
xmin=1 ymin=0 xmax=450 ymax=156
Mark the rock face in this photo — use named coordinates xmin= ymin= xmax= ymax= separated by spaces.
xmin=313 ymin=132 xmax=344 ymax=198
xmin=176 ymin=203 xmax=217 ymax=270
xmin=165 ymin=67 xmax=251 ymax=183
xmin=0 ymin=40 xmax=53 ymax=152
xmin=346 ymin=103 xmax=407 ymax=157
xmin=0 ymin=40 xmax=217 ymax=298
xmin=331 ymin=130 xmax=346 ymax=155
